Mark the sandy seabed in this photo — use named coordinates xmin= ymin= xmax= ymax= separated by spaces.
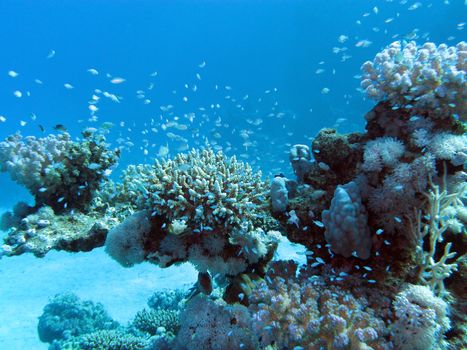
xmin=0 ymin=206 xmax=304 ymax=349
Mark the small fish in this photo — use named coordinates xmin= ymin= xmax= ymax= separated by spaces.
xmin=8 ymin=70 xmax=18 ymax=78
xmin=337 ymin=34 xmax=348 ymax=43
xmin=47 ymin=49 xmax=56 ymax=59
xmin=87 ymin=163 xmax=101 ymax=170
xmin=355 ymin=39 xmax=372 ymax=48
xmin=0 ymin=116 xmax=6 ymax=122
xmin=110 ymin=77 xmax=126 ymax=84
xmin=408 ymin=2 xmax=422 ymax=10
xmin=13 ymin=90 xmax=22 ymax=98
xmin=87 ymin=68 xmax=99 ymax=75
xmin=39 ymin=124 xmax=45 ymax=132
xmin=64 ymin=83 xmax=74 ymax=89
xmin=53 ymin=124 xmax=67 ymax=132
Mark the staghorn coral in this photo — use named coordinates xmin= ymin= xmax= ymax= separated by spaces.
xmin=361 ymin=41 xmax=466 ymax=120
xmin=0 ymin=130 xmax=119 ymax=212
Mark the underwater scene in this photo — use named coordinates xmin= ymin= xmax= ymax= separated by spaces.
xmin=0 ymin=0 xmax=466 ymax=349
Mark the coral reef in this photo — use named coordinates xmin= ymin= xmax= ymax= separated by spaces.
xmin=1 ymin=205 xmax=118 ymax=257
xmin=129 ymin=148 xmax=270 ymax=231
xmin=53 ymin=330 xmax=149 ymax=350
xmin=361 ymin=41 xmax=466 ymax=120
xmin=0 ymin=130 xmax=119 ymax=212
xmin=132 ymin=308 xmax=180 ymax=336
xmin=2 ymin=39 xmax=465 ymax=350
xmin=248 ymin=267 xmax=392 ymax=349
xmin=104 ymin=149 xmax=281 ymax=281
xmin=391 ymin=284 xmax=451 ymax=350
xmin=175 ymin=295 xmax=259 ymax=350
xmin=38 ymin=293 xmax=119 ymax=344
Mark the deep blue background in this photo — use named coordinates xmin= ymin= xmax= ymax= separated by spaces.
xmin=0 ymin=0 xmax=464 ymax=206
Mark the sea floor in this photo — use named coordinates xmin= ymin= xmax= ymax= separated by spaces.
xmin=0 ymin=207 xmax=305 ymax=349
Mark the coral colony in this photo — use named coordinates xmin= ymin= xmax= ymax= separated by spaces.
xmin=0 ymin=41 xmax=466 ymax=350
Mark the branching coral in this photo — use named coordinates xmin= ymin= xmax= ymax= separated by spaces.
xmin=131 ymin=148 xmax=270 ymax=231
xmin=105 ymin=148 xmax=281 ymax=279
xmin=55 ymin=330 xmax=148 ymax=350
xmin=411 ymin=173 xmax=466 ymax=297
xmin=175 ymin=295 xmax=259 ymax=350
xmin=248 ymin=274 xmax=392 ymax=349
xmin=132 ymin=308 xmax=180 ymax=335
xmin=361 ymin=41 xmax=466 ymax=120
xmin=0 ymin=130 xmax=119 ymax=212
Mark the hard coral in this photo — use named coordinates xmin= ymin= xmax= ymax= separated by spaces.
xmin=391 ymin=284 xmax=450 ymax=350
xmin=361 ymin=41 xmax=466 ymax=120
xmin=38 ymin=293 xmax=119 ymax=344
xmin=133 ymin=148 xmax=270 ymax=232
xmin=249 ymin=275 xmax=392 ymax=350
xmin=105 ymin=148 xmax=281 ymax=278
xmin=0 ymin=131 xmax=119 ymax=212
xmin=175 ymin=295 xmax=259 ymax=350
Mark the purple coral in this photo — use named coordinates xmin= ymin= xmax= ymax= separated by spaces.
xmin=322 ymin=181 xmax=372 ymax=259
xmin=248 ymin=274 xmax=392 ymax=350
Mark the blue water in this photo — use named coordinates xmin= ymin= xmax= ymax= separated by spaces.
xmin=0 ymin=0 xmax=465 ymax=348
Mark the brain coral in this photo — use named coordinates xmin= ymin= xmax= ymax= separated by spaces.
xmin=361 ymin=41 xmax=466 ymax=120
